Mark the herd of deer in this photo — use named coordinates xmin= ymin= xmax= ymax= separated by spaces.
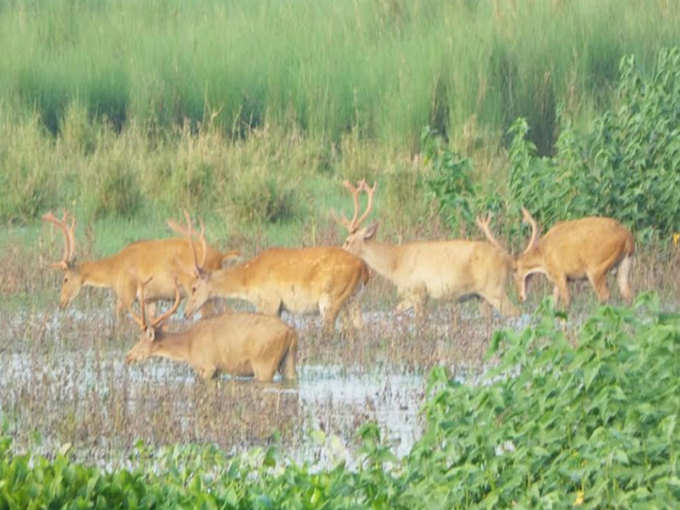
xmin=42 ymin=179 xmax=635 ymax=383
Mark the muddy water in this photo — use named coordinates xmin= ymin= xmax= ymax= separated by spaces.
xmin=0 ymin=351 xmax=423 ymax=470
xmin=0 ymin=303 xmax=532 ymax=471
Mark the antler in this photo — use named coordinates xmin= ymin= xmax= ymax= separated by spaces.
xmin=130 ymin=276 xmax=181 ymax=333
xmin=520 ymin=207 xmax=540 ymax=254
xmin=332 ymin=179 xmax=377 ymax=233
xmin=475 ymin=213 xmax=506 ymax=252
xmin=168 ymin=210 xmax=207 ymax=274
xmin=42 ymin=211 xmax=76 ymax=269
xmin=129 ymin=276 xmax=153 ymax=330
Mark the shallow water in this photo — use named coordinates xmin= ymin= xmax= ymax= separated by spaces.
xmin=0 ymin=301 xmax=532 ymax=471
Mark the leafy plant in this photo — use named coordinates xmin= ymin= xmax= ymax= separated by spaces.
xmin=422 ymin=126 xmax=478 ymax=234
xmin=406 ymin=293 xmax=680 ymax=507
xmin=509 ymin=47 xmax=680 ymax=236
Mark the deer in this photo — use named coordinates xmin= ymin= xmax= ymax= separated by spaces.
xmin=125 ymin=279 xmax=297 ymax=382
xmin=477 ymin=208 xmax=634 ymax=308
xmin=334 ymin=179 xmax=518 ymax=324
xmin=42 ymin=211 xmax=240 ymax=318
xmin=182 ymin=225 xmax=369 ymax=337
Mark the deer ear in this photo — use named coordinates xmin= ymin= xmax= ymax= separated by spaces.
xmin=363 ymin=223 xmax=379 ymax=240
xmin=145 ymin=327 xmax=156 ymax=341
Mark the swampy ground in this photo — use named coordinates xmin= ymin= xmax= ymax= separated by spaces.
xmin=1 ymin=227 xmax=678 ymax=471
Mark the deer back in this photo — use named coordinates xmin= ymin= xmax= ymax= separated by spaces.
xmin=349 ymin=237 xmax=512 ymax=299
xmin=176 ymin=312 xmax=295 ymax=376
xmin=186 ymin=246 xmax=367 ymax=315
xmin=518 ymin=217 xmax=634 ymax=277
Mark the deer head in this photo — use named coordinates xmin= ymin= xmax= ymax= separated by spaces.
xmin=125 ymin=277 xmax=181 ymax=364
xmin=42 ymin=211 xmax=84 ymax=308
xmin=333 ymin=179 xmax=378 ymax=256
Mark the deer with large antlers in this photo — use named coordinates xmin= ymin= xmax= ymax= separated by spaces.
xmin=477 ymin=208 xmax=634 ymax=308
xmin=42 ymin=211 xmax=239 ymax=318
xmin=125 ymin=279 xmax=297 ymax=382
xmin=182 ymin=225 xmax=368 ymax=337
xmin=335 ymin=179 xmax=518 ymax=323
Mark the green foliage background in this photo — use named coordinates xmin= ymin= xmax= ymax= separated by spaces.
xmin=1 ymin=0 xmax=680 ymax=237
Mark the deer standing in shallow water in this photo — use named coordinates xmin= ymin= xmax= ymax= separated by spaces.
xmin=182 ymin=222 xmax=368 ymax=337
xmin=477 ymin=208 xmax=634 ymax=308
xmin=42 ymin=211 xmax=239 ymax=318
xmin=125 ymin=279 xmax=297 ymax=382
xmin=335 ymin=179 xmax=518 ymax=323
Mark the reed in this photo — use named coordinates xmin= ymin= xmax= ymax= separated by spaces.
xmin=0 ymin=0 xmax=677 ymax=148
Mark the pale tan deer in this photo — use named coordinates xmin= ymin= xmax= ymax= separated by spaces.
xmin=477 ymin=208 xmax=634 ymax=307
xmin=42 ymin=211 xmax=239 ymax=317
xmin=125 ymin=279 xmax=297 ymax=382
xmin=335 ymin=179 xmax=518 ymax=323
xmin=182 ymin=229 xmax=369 ymax=337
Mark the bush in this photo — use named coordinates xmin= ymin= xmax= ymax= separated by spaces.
xmin=80 ymin=160 xmax=142 ymax=220
xmin=406 ymin=294 xmax=680 ymax=507
xmin=0 ymin=114 xmax=59 ymax=224
xmin=422 ymin=126 xmax=505 ymax=236
xmin=225 ymin=171 xmax=301 ymax=225
xmin=509 ymin=47 xmax=680 ymax=236
xmin=422 ymin=126 xmax=477 ymax=234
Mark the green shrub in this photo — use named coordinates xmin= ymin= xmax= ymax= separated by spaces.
xmin=0 ymin=113 xmax=59 ymax=223
xmin=405 ymin=293 xmax=680 ymax=507
xmin=225 ymin=171 xmax=301 ymax=225
xmin=422 ymin=126 xmax=477 ymax=234
xmin=509 ymin=47 xmax=680 ymax=236
xmin=80 ymin=161 xmax=142 ymax=220
xmin=422 ymin=126 xmax=505 ymax=236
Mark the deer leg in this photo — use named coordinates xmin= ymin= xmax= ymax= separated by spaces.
xmin=448 ymin=303 xmax=460 ymax=331
xmin=587 ymin=269 xmax=610 ymax=303
xmin=395 ymin=299 xmax=414 ymax=314
xmin=195 ymin=365 xmax=217 ymax=380
xmin=478 ymin=300 xmax=492 ymax=320
xmin=319 ymin=294 xmax=342 ymax=336
xmin=338 ymin=297 xmax=363 ymax=339
xmin=413 ymin=288 xmax=428 ymax=325
xmin=552 ymin=274 xmax=570 ymax=308
xmin=552 ymin=285 xmax=560 ymax=303
xmin=617 ymin=255 xmax=633 ymax=303
xmin=395 ymin=286 xmax=426 ymax=319
xmin=481 ymin=292 xmax=519 ymax=318
xmin=348 ymin=298 xmax=364 ymax=330
xmin=116 ymin=281 xmax=138 ymax=326
xmin=252 ymin=362 xmax=277 ymax=383
xmin=281 ymin=339 xmax=297 ymax=381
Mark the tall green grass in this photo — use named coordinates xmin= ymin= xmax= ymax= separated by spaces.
xmin=0 ymin=0 xmax=677 ymax=150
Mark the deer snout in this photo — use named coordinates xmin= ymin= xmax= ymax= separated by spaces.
xmin=515 ymin=275 xmax=528 ymax=302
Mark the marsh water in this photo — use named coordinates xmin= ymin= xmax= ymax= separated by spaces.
xmin=0 ymin=300 xmax=530 ymax=471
